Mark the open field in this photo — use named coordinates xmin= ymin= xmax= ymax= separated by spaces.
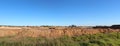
xmin=0 ymin=25 xmax=120 ymax=38
xmin=0 ymin=25 xmax=120 ymax=46
xmin=0 ymin=32 xmax=120 ymax=46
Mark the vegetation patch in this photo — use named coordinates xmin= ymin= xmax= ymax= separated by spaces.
xmin=0 ymin=32 xmax=120 ymax=46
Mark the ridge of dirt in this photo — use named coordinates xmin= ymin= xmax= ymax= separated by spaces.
xmin=0 ymin=26 xmax=119 ymax=38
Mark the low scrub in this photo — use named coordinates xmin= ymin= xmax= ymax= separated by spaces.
xmin=0 ymin=32 xmax=120 ymax=46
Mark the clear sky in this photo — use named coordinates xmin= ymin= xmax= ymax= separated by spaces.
xmin=0 ymin=0 xmax=120 ymax=26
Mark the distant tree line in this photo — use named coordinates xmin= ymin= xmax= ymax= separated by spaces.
xmin=93 ymin=25 xmax=120 ymax=29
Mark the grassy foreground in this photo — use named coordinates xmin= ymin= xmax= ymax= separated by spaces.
xmin=0 ymin=32 xmax=120 ymax=46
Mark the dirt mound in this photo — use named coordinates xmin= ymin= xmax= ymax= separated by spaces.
xmin=0 ymin=26 xmax=120 ymax=38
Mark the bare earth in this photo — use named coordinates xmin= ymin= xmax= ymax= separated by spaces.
xmin=0 ymin=26 xmax=119 ymax=38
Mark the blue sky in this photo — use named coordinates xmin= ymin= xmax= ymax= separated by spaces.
xmin=0 ymin=0 xmax=120 ymax=26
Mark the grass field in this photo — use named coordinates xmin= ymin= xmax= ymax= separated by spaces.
xmin=0 ymin=32 xmax=119 ymax=46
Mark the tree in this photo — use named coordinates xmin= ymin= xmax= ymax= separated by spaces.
xmin=69 ymin=25 xmax=77 ymax=27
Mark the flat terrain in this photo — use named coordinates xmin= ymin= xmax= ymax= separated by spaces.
xmin=0 ymin=26 xmax=119 ymax=38
xmin=0 ymin=26 xmax=120 ymax=46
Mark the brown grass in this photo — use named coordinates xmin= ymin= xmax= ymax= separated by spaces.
xmin=0 ymin=26 xmax=119 ymax=38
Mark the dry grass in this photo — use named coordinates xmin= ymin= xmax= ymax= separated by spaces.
xmin=0 ymin=26 xmax=119 ymax=38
